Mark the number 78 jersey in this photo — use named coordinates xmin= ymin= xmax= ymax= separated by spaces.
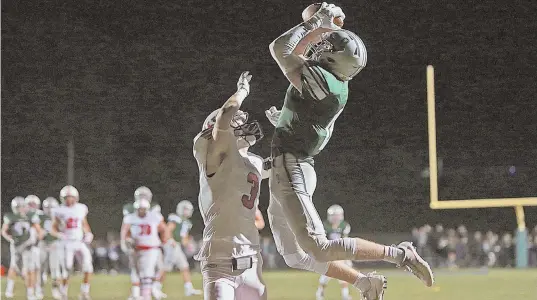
xmin=123 ymin=211 xmax=164 ymax=248
xmin=193 ymin=129 xmax=263 ymax=261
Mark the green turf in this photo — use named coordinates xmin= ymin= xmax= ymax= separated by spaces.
xmin=3 ymin=269 xmax=537 ymax=299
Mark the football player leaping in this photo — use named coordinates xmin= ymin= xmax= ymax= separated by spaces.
xmin=122 ymin=187 xmax=167 ymax=300
xmin=51 ymin=185 xmax=94 ymax=300
xmin=193 ymin=71 xmax=267 ymax=300
xmin=164 ymin=200 xmax=202 ymax=296
xmin=2 ymin=196 xmax=43 ymax=300
xmin=265 ymin=2 xmax=434 ymax=299
xmin=121 ymin=198 xmax=170 ymax=300
xmin=316 ymin=205 xmax=353 ymax=300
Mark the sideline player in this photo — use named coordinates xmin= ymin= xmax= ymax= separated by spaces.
xmin=2 ymin=197 xmax=42 ymax=299
xmin=164 ymin=200 xmax=202 ymax=296
xmin=316 ymin=205 xmax=353 ymax=300
xmin=193 ymin=71 xmax=267 ymax=300
xmin=122 ymin=187 xmax=167 ymax=300
xmin=26 ymin=195 xmax=46 ymax=299
xmin=51 ymin=185 xmax=94 ymax=300
xmin=121 ymin=198 xmax=169 ymax=300
xmin=41 ymin=197 xmax=63 ymax=299
xmin=264 ymin=2 xmax=434 ymax=299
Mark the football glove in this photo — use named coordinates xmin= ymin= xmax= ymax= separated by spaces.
xmin=265 ymin=106 xmax=281 ymax=127
xmin=310 ymin=2 xmax=345 ymax=30
xmin=237 ymin=71 xmax=252 ymax=96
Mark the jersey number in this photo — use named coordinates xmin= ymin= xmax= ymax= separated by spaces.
xmin=241 ymin=172 xmax=259 ymax=210
xmin=139 ymin=224 xmax=152 ymax=235
xmin=66 ymin=218 xmax=79 ymax=229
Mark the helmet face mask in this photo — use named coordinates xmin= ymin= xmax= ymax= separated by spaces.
xmin=60 ymin=185 xmax=79 ymax=206
xmin=11 ymin=197 xmax=27 ymax=215
xmin=327 ymin=204 xmax=344 ymax=225
xmin=25 ymin=195 xmax=41 ymax=212
xmin=177 ymin=200 xmax=194 ymax=219
xmin=134 ymin=198 xmax=151 ymax=216
xmin=304 ymin=29 xmax=367 ymax=81
xmin=43 ymin=197 xmax=59 ymax=215
xmin=203 ymin=109 xmax=264 ymax=147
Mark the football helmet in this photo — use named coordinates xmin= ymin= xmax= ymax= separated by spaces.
xmin=202 ymin=109 xmax=264 ymax=146
xmin=25 ymin=195 xmax=41 ymax=211
xmin=43 ymin=197 xmax=59 ymax=215
xmin=304 ymin=29 xmax=367 ymax=81
xmin=60 ymin=185 xmax=79 ymax=203
xmin=176 ymin=200 xmax=194 ymax=219
xmin=11 ymin=196 xmax=27 ymax=214
xmin=134 ymin=186 xmax=153 ymax=202
xmin=327 ymin=204 xmax=344 ymax=224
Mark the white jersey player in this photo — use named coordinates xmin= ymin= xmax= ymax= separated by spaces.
xmin=51 ymin=185 xmax=94 ymax=300
xmin=193 ymin=71 xmax=267 ymax=300
xmin=121 ymin=198 xmax=169 ymax=300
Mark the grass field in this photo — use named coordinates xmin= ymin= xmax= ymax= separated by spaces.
xmin=3 ymin=269 xmax=537 ymax=299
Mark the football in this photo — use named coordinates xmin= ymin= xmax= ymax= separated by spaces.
xmin=302 ymin=3 xmax=344 ymax=27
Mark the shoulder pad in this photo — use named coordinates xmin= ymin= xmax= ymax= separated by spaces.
xmin=3 ymin=214 xmax=12 ymax=224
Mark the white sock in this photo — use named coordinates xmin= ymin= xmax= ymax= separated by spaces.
xmin=341 ymin=287 xmax=350 ymax=299
xmin=6 ymin=279 xmax=15 ymax=293
xmin=27 ymin=287 xmax=35 ymax=296
xmin=383 ymin=245 xmax=405 ymax=265
xmin=184 ymin=281 xmax=193 ymax=291
xmin=353 ymin=273 xmax=371 ymax=292
xmin=132 ymin=285 xmax=140 ymax=297
xmin=81 ymin=283 xmax=90 ymax=294
xmin=61 ymin=284 xmax=69 ymax=295
xmin=152 ymin=281 xmax=162 ymax=291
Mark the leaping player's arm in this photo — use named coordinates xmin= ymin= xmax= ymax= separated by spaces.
xmin=208 ymin=72 xmax=252 ymax=161
xmin=255 ymin=208 xmax=265 ymax=230
xmin=269 ymin=3 xmax=343 ymax=92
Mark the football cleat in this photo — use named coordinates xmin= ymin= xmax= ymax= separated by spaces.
xmin=397 ymin=242 xmax=434 ymax=287
xmin=360 ymin=272 xmax=387 ymax=300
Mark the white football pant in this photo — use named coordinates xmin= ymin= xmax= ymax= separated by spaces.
xmin=62 ymin=240 xmax=93 ymax=278
xmin=201 ymin=254 xmax=266 ymax=300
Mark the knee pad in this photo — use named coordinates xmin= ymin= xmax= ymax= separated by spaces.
xmin=319 ymin=275 xmax=331 ymax=285
xmin=130 ymin=269 xmax=140 ymax=284
xmin=282 ymin=252 xmax=328 ymax=275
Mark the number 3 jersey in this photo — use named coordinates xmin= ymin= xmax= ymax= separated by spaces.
xmin=123 ymin=211 xmax=163 ymax=248
xmin=51 ymin=203 xmax=88 ymax=241
xmin=193 ymin=128 xmax=263 ymax=261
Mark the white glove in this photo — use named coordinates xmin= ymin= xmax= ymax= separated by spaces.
xmin=265 ymin=106 xmax=281 ymax=127
xmin=83 ymin=232 xmax=94 ymax=244
xmin=237 ymin=71 xmax=252 ymax=96
xmin=311 ymin=2 xmax=345 ymax=30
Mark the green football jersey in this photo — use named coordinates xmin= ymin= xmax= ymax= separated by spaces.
xmin=39 ymin=213 xmax=57 ymax=244
xmin=167 ymin=213 xmax=192 ymax=241
xmin=122 ymin=202 xmax=161 ymax=216
xmin=272 ymin=63 xmax=349 ymax=158
xmin=324 ymin=220 xmax=351 ymax=240
xmin=3 ymin=212 xmax=39 ymax=246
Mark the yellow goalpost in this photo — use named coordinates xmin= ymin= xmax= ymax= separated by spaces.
xmin=425 ymin=65 xmax=536 ymax=268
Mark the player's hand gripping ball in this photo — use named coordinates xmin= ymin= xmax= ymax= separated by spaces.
xmin=302 ymin=2 xmax=344 ymax=27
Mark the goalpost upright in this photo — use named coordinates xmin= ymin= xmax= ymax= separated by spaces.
xmin=425 ymin=65 xmax=537 ymax=268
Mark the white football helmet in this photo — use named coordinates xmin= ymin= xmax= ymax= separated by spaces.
xmin=304 ymin=29 xmax=367 ymax=81
xmin=60 ymin=185 xmax=79 ymax=203
xmin=134 ymin=186 xmax=153 ymax=202
xmin=176 ymin=200 xmax=194 ymax=219
xmin=327 ymin=204 xmax=344 ymax=224
xmin=134 ymin=198 xmax=151 ymax=213
xmin=202 ymin=109 xmax=264 ymax=146
xmin=11 ymin=196 xmax=27 ymax=214
xmin=43 ymin=197 xmax=59 ymax=215
xmin=25 ymin=195 xmax=41 ymax=211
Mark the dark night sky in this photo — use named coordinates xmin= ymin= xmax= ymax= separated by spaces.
xmin=2 ymin=0 xmax=537 ymax=236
